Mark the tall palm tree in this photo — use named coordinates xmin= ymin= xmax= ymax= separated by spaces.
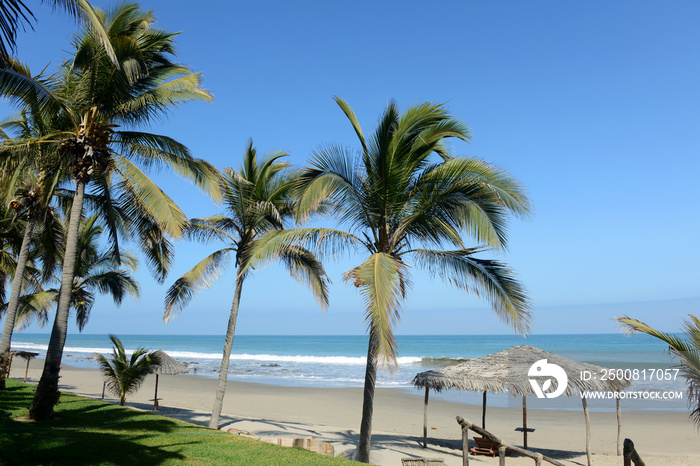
xmin=0 ymin=0 xmax=116 ymax=65
xmin=164 ymin=141 xmax=331 ymax=430
xmin=0 ymin=64 xmax=78 ymax=389
xmin=95 ymin=334 xmax=160 ymax=406
xmin=0 ymin=3 xmax=218 ymax=419
xmin=617 ymin=315 xmax=700 ymax=426
xmin=0 ymin=157 xmax=62 ymax=388
xmin=294 ymin=97 xmax=532 ymax=462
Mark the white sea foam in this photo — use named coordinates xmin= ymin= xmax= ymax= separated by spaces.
xmin=163 ymin=352 xmax=423 ymax=365
xmin=10 ymin=343 xmax=423 ymax=367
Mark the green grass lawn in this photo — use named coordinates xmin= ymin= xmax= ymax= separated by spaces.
xmin=0 ymin=379 xmax=358 ymax=465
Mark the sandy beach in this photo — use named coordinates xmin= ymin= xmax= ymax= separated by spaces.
xmin=9 ymin=359 xmax=700 ymax=465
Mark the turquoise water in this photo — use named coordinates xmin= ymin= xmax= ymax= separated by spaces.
xmin=11 ymin=333 xmax=685 ymax=411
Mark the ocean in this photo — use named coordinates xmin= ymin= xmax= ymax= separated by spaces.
xmin=10 ymin=333 xmax=687 ymax=412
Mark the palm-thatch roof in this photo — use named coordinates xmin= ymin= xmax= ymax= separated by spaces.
xmin=146 ymin=350 xmax=189 ymax=411
xmin=147 ymin=350 xmax=189 ymax=376
xmin=412 ymin=345 xmax=630 ymax=396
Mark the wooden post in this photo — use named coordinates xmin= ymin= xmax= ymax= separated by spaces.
xmin=482 ymin=391 xmax=487 ymax=429
xmin=154 ymin=374 xmax=160 ymax=410
xmin=522 ymin=395 xmax=528 ymax=449
xmin=23 ymin=358 xmax=30 ymax=382
xmin=462 ymin=423 xmax=469 ymax=466
xmin=616 ymin=397 xmax=622 ymax=456
xmin=101 ymin=381 xmax=106 ymax=400
xmin=582 ymin=396 xmax=591 ymax=466
xmin=498 ymin=445 xmax=506 ymax=466
xmin=623 ymin=438 xmax=645 ymax=466
xmin=423 ymin=386 xmax=429 ymax=448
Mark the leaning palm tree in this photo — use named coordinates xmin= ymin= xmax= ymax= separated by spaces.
xmin=95 ymin=335 xmax=160 ymax=406
xmin=294 ymin=97 xmax=532 ymax=462
xmin=0 ymin=3 xmax=218 ymax=419
xmin=164 ymin=141 xmax=330 ymax=430
xmin=618 ymin=315 xmax=700 ymax=427
xmin=0 ymin=171 xmax=60 ymax=388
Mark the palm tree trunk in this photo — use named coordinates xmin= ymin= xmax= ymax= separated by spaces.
xmin=209 ymin=273 xmax=244 ymax=430
xmin=358 ymin=327 xmax=379 ymax=463
xmin=29 ymin=179 xmax=86 ymax=420
xmin=0 ymin=217 xmax=35 ymax=389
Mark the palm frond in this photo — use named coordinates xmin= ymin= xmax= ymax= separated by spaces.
xmin=333 ymin=96 xmax=367 ymax=154
xmin=413 ymin=248 xmax=531 ymax=335
xmin=111 ymin=131 xmax=221 ymax=201
xmin=164 ymin=248 xmax=234 ymax=322
xmin=240 ymin=228 xmax=361 ymax=275
xmin=617 ymin=315 xmax=700 ymax=427
xmin=275 ymin=244 xmax=330 ymax=310
xmin=343 ymin=253 xmax=409 ymax=365
xmin=113 ymin=154 xmax=188 ymax=237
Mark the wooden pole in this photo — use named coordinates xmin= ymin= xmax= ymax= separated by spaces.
xmin=582 ymin=396 xmax=591 ymax=466
xmin=623 ymin=438 xmax=645 ymax=466
xmin=154 ymin=374 xmax=160 ymax=410
xmin=23 ymin=358 xmax=30 ymax=382
xmin=482 ymin=391 xmax=487 ymax=429
xmin=101 ymin=381 xmax=106 ymax=400
xmin=498 ymin=445 xmax=506 ymax=466
xmin=522 ymin=395 xmax=528 ymax=449
xmin=462 ymin=423 xmax=469 ymax=466
xmin=616 ymin=397 xmax=622 ymax=456
xmin=423 ymin=386 xmax=429 ymax=448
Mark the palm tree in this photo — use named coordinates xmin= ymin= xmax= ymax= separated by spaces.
xmin=95 ymin=334 xmax=160 ymax=406
xmin=0 ymin=170 xmax=60 ymax=385
xmin=65 ymin=215 xmax=139 ymax=331
xmin=0 ymin=3 xmax=218 ymax=419
xmin=164 ymin=141 xmax=330 ymax=430
xmin=0 ymin=0 xmax=116 ymax=65
xmin=1 ymin=215 xmax=139 ymax=331
xmin=617 ymin=315 xmax=700 ymax=427
xmin=294 ymin=97 xmax=532 ymax=462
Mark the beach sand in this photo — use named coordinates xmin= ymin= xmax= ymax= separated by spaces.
xmin=9 ymin=359 xmax=700 ymax=465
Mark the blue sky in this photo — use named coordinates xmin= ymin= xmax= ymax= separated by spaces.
xmin=4 ymin=0 xmax=699 ymax=335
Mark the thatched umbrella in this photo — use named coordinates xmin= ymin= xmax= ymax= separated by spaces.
xmin=412 ymin=345 xmax=631 ymax=465
xmin=8 ymin=350 xmax=38 ymax=382
xmin=147 ymin=350 xmax=189 ymax=410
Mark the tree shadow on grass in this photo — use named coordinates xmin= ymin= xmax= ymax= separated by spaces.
xmin=0 ymin=385 xmax=36 ymax=413
xmin=0 ymin=428 xmax=189 ymax=465
xmin=0 ymin=404 xmax=224 ymax=465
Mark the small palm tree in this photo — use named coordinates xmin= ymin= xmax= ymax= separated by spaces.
xmin=617 ymin=315 xmax=700 ymax=427
xmin=95 ymin=335 xmax=159 ymax=406
xmin=164 ymin=141 xmax=330 ymax=430
xmin=295 ymin=97 xmax=532 ymax=462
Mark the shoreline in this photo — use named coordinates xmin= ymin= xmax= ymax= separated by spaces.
xmin=10 ymin=358 xmax=700 ymax=465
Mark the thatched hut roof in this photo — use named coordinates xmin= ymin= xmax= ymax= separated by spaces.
xmin=9 ymin=350 xmax=39 ymax=361
xmin=412 ymin=345 xmax=630 ymax=397
xmin=147 ymin=350 xmax=189 ymax=376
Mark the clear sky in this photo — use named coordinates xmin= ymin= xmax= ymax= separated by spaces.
xmin=4 ymin=0 xmax=699 ymax=336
